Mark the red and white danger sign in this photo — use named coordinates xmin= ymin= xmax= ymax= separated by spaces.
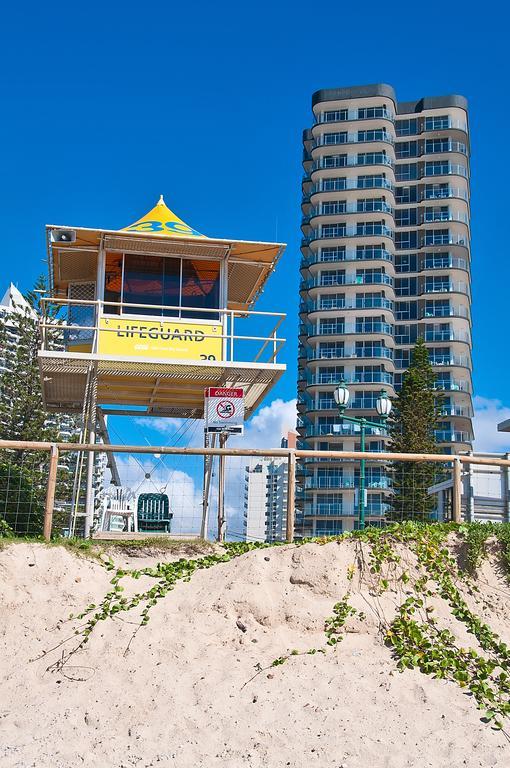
xmin=204 ymin=387 xmax=245 ymax=433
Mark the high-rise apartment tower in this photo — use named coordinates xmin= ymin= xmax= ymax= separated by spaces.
xmin=298 ymin=84 xmax=473 ymax=536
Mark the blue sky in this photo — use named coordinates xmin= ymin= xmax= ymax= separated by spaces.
xmin=1 ymin=1 xmax=508 ymax=452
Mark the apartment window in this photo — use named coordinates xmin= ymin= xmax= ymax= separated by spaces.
xmin=425 ymin=161 xmax=449 ymax=176
xmin=322 ymin=201 xmax=347 ymax=215
xmin=357 ymin=267 xmax=385 ymax=284
xmin=424 ymin=276 xmax=450 ymax=293
xmin=425 ymin=138 xmax=450 ymax=154
xmin=357 ymin=106 xmax=390 ymax=119
xmin=322 ymin=177 xmax=347 ymax=191
xmin=357 ymin=174 xmax=388 ymax=189
xmin=395 ymin=186 xmax=417 ymax=204
xmin=320 ymin=246 xmax=346 ymax=262
xmin=320 ymin=294 xmax=345 ymax=310
xmin=357 ymin=151 xmax=388 ymax=166
xmin=395 ymin=141 xmax=417 ymax=159
xmin=395 ymin=208 xmax=417 ymax=227
xmin=422 ymin=253 xmax=450 ymax=269
xmin=424 ymin=116 xmax=449 ymax=130
xmin=395 ymin=163 xmax=417 ymax=181
xmin=323 ymin=109 xmax=348 ymax=123
xmin=320 ymin=270 xmax=345 ymax=286
xmin=395 ymin=300 xmax=418 ymax=321
xmin=356 ymin=245 xmax=388 ymax=260
xmin=423 ymin=229 xmax=449 ymax=246
xmin=424 ymin=300 xmax=451 ymax=318
xmin=424 ymin=183 xmax=450 ymax=200
xmin=395 ymin=231 xmax=418 ymax=250
xmin=356 ymin=220 xmax=387 ymax=236
xmin=357 ymin=129 xmax=390 ymax=142
xmin=423 ymin=206 xmax=449 ymax=222
xmin=322 ymin=224 xmax=346 ymax=238
xmin=396 ymin=118 xmax=417 ymax=136
xmin=323 ymin=154 xmax=347 ymax=168
xmin=395 ymin=349 xmax=411 ymax=369
xmin=323 ymin=132 xmax=348 ymax=145
xmin=395 ymin=277 xmax=417 ymax=297
xmin=320 ymin=318 xmax=344 ymax=334
xmin=317 ymin=366 xmax=344 ymax=383
xmin=357 ymin=197 xmax=386 ymax=212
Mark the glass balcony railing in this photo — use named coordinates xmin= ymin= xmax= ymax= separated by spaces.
xmin=308 ymin=201 xmax=394 ymax=217
xmin=301 ymin=248 xmax=393 ymax=267
xmin=422 ymin=164 xmax=468 ymax=179
xmin=305 ymin=321 xmax=394 ymax=336
xmin=312 ymin=132 xmax=394 ymax=148
xmin=421 ymin=282 xmax=470 ymax=296
xmin=314 ymin=108 xmax=395 ymax=125
xmin=303 ymin=225 xmax=393 ymax=244
xmin=420 ymin=305 xmax=469 ymax=320
xmin=423 ymin=141 xmax=467 ymax=155
xmin=305 ymin=502 xmax=390 ymax=517
xmin=434 ymin=379 xmax=471 ymax=392
xmin=422 ymin=330 xmax=471 ymax=344
xmin=439 ymin=406 xmax=473 ymax=418
xmin=302 ymin=274 xmax=393 ymax=289
xmin=304 ymin=423 xmax=387 ymax=438
xmin=312 ymin=155 xmax=394 ymax=171
xmin=307 ymin=347 xmax=393 ymax=361
xmin=304 ymin=371 xmax=394 ymax=386
xmin=395 ymin=354 xmax=470 ymax=370
xmin=310 ymin=178 xmax=394 ymax=193
xmin=305 ymin=476 xmax=391 ymax=490
xmin=435 ymin=430 xmax=472 ymax=443
xmin=420 ymin=187 xmax=469 ymax=201
xmin=303 ymin=297 xmax=394 ymax=312
xmin=421 ymin=212 xmax=469 ymax=225
xmin=421 ymin=257 xmax=468 ymax=271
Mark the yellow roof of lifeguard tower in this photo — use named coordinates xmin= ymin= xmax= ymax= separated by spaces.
xmin=46 ymin=196 xmax=286 ymax=311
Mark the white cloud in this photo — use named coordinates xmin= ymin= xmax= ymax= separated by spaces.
xmin=231 ymin=397 xmax=297 ymax=449
xmin=473 ymin=396 xmax=510 ymax=453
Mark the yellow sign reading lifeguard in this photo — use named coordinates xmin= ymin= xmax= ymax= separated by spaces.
xmin=98 ymin=317 xmax=222 ymax=361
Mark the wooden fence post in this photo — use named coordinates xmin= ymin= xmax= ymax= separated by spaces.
xmin=286 ymin=450 xmax=296 ymax=542
xmin=43 ymin=444 xmax=59 ymax=541
xmin=452 ymin=458 xmax=462 ymax=523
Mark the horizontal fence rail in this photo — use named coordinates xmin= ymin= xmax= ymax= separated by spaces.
xmin=1 ymin=439 xmax=510 ymax=543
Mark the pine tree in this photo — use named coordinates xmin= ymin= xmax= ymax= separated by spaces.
xmin=0 ymin=278 xmax=79 ymax=534
xmin=387 ymin=338 xmax=442 ymax=522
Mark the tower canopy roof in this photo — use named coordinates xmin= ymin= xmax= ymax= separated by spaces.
xmin=122 ymin=195 xmax=205 ymax=239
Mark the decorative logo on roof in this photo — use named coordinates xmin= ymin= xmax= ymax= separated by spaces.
xmin=121 ymin=195 xmax=205 ymax=239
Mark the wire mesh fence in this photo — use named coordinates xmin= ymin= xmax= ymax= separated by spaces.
xmin=1 ymin=440 xmax=510 ymax=541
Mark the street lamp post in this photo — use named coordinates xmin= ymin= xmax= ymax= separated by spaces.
xmin=333 ymin=382 xmax=392 ymax=530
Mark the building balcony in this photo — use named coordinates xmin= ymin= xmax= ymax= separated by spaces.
xmin=304 ymin=502 xmax=390 ymax=517
xmin=303 ymin=423 xmax=388 ymax=438
xmin=420 ymin=257 xmax=468 ymax=271
xmin=302 ymin=371 xmax=394 ymax=386
xmin=309 ymin=178 xmax=394 ymax=194
xmin=434 ymin=379 xmax=471 ymax=392
xmin=302 ymin=225 xmax=393 ymax=245
xmin=420 ymin=305 xmax=470 ymax=320
xmin=307 ymin=201 xmax=394 ymax=218
xmin=301 ymin=248 xmax=393 ymax=268
xmin=314 ymin=108 xmax=395 ymax=125
xmin=305 ymin=321 xmax=394 ymax=337
xmin=303 ymin=297 xmax=394 ymax=313
xmin=311 ymin=156 xmax=394 ymax=172
xmin=396 ymin=119 xmax=468 ymax=137
xmin=395 ymin=354 xmax=470 ymax=370
xmin=301 ymin=273 xmax=393 ymax=290
xmin=418 ymin=187 xmax=469 ymax=202
xmin=435 ymin=430 xmax=472 ymax=444
xmin=304 ymin=476 xmax=391 ymax=490
xmin=306 ymin=346 xmax=393 ymax=362
xmin=312 ymin=132 xmax=394 ymax=149
xmin=420 ymin=282 xmax=470 ymax=297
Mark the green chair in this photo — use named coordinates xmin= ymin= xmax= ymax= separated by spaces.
xmin=137 ymin=493 xmax=172 ymax=533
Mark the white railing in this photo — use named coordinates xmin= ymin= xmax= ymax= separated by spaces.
xmin=39 ymin=298 xmax=286 ymax=365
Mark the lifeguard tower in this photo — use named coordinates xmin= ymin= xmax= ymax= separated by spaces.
xmin=39 ymin=196 xmax=287 ymax=534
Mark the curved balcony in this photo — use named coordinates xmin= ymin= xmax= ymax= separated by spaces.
xmin=307 ymin=201 xmax=394 ymax=218
xmin=303 ymin=297 xmax=395 ymax=313
xmin=303 ymin=423 xmax=388 ymax=438
xmin=420 ymin=211 xmax=469 ymax=225
xmin=420 ymin=281 xmax=470 ymax=297
xmin=438 ymin=405 xmax=473 ymax=418
xmin=305 ymin=321 xmax=394 ymax=338
xmin=311 ymin=155 xmax=394 ymax=172
xmin=304 ymin=476 xmax=391 ymax=490
xmin=313 ymin=108 xmax=395 ymax=126
xmin=418 ymin=186 xmax=469 ymax=202
xmin=421 ymin=164 xmax=468 ymax=180
xmin=435 ymin=430 xmax=472 ymax=444
xmin=302 ymin=248 xmax=393 ymax=268
xmin=312 ymin=132 xmax=395 ymax=149
xmin=303 ymin=224 xmax=394 ymax=246
xmin=395 ymin=354 xmax=470 ymax=370
xmin=302 ymin=273 xmax=394 ymax=290
xmin=419 ymin=305 xmax=470 ymax=321
xmin=309 ymin=178 xmax=394 ymax=195
xmin=433 ymin=379 xmax=471 ymax=393
xmin=419 ymin=257 xmax=468 ymax=272
xmin=306 ymin=346 xmax=394 ymax=362
xmin=303 ymin=371 xmax=394 ymax=387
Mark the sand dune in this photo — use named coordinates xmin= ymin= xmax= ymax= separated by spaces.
xmin=0 ymin=539 xmax=509 ymax=767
